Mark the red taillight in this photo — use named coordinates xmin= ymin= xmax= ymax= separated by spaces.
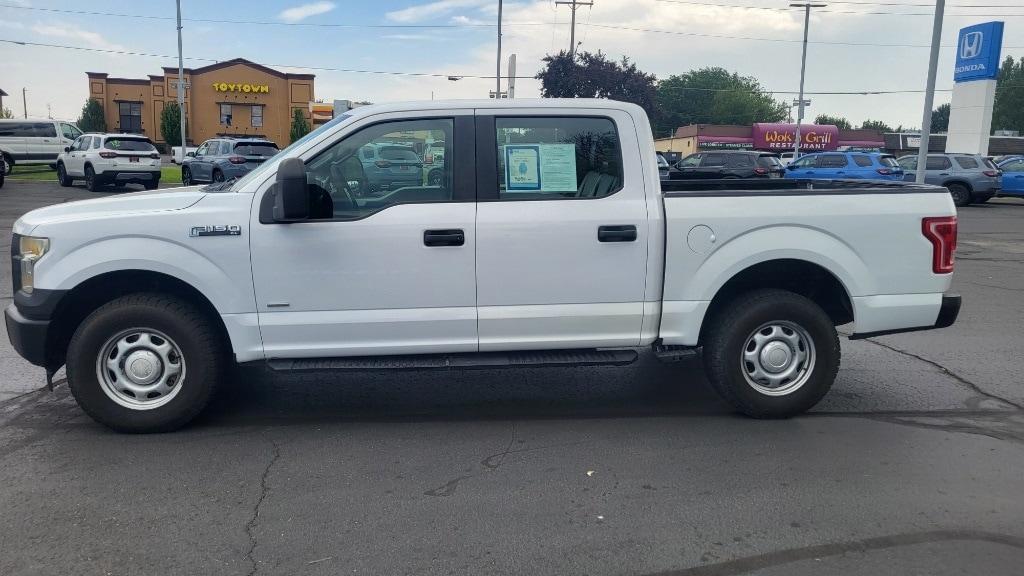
xmin=922 ymin=216 xmax=957 ymax=274
xmin=375 ymin=160 xmax=392 ymax=168
xmin=228 ymin=155 xmax=246 ymax=164
xmin=983 ymin=170 xmax=1000 ymax=177
xmin=754 ymin=167 xmax=768 ymax=175
xmin=99 ymin=151 xmax=117 ymax=158
xmin=876 ymin=168 xmax=892 ymax=175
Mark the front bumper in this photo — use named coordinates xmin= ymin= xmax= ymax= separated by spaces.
xmin=5 ymin=303 xmax=50 ymax=367
xmin=849 ymin=294 xmax=961 ymax=339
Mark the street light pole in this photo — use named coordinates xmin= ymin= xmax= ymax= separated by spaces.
xmin=916 ymin=0 xmax=945 ymax=184
xmin=790 ymin=3 xmax=824 ymax=159
xmin=496 ymin=0 xmax=503 ymax=98
xmin=176 ymin=0 xmax=187 ymax=163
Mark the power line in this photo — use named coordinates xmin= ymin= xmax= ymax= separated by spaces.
xmin=654 ymin=0 xmax=1024 ymax=16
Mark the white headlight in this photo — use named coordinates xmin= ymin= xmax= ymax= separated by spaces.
xmin=18 ymin=236 xmax=49 ymax=294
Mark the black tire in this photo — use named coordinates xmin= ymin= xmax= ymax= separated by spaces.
xmin=212 ymin=169 xmax=224 ymax=183
xmin=2 ymin=153 xmax=13 ymax=175
xmin=702 ymin=289 xmax=840 ymax=418
xmin=84 ymin=165 xmax=101 ymax=192
xmin=66 ymin=293 xmax=225 ymax=433
xmin=947 ymin=183 xmax=971 ymax=207
xmin=144 ymin=179 xmax=159 ymax=190
xmin=56 ymin=162 xmax=73 ymax=187
xmin=181 ymin=166 xmax=192 ymax=186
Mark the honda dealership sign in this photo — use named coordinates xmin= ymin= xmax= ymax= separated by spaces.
xmin=953 ymin=21 xmax=1004 ymax=83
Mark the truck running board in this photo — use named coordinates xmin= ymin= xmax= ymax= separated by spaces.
xmin=266 ymin=349 xmax=639 ymax=372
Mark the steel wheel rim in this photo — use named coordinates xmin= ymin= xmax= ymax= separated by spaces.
xmin=182 ymin=168 xmax=190 ymax=185
xmin=95 ymin=328 xmax=186 ymax=410
xmin=740 ymin=320 xmax=816 ymax=396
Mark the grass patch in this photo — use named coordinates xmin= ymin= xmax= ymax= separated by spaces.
xmin=8 ymin=164 xmax=184 ymax=184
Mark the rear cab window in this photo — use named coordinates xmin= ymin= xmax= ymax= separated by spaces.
xmin=104 ymin=138 xmax=157 ymax=152
xmin=495 ymin=116 xmax=623 ymax=200
xmin=233 ymin=142 xmax=278 ymax=157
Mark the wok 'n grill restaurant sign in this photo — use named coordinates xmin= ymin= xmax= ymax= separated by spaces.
xmin=752 ymin=123 xmax=839 ymax=151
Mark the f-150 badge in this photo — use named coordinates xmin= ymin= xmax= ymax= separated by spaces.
xmin=189 ymin=225 xmax=242 ymax=237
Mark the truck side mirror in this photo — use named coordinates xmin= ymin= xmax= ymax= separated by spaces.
xmin=64 ymin=147 xmax=70 ymax=153
xmin=274 ymin=157 xmax=309 ymax=222
xmin=186 ymin=151 xmax=195 ymax=158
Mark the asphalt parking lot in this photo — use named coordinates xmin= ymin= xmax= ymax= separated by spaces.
xmin=1 ymin=179 xmax=1023 ymax=575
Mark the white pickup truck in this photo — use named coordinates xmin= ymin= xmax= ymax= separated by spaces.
xmin=6 ymin=100 xmax=960 ymax=432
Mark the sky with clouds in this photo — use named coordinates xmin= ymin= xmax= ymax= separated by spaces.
xmin=2 ymin=0 xmax=1024 ymax=129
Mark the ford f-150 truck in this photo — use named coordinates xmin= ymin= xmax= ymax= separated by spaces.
xmin=5 ymin=100 xmax=960 ymax=432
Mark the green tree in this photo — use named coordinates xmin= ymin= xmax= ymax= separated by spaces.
xmin=77 ymin=99 xmax=106 ymax=133
xmin=289 ymin=108 xmax=310 ymax=143
xmin=655 ymin=68 xmax=787 ymax=135
xmin=930 ymin=103 xmax=950 ymax=133
xmin=160 ymin=104 xmax=186 ymax=147
xmin=536 ymin=50 xmax=658 ymax=124
xmin=993 ymin=56 xmax=1024 ymax=134
xmin=860 ymin=119 xmax=893 ymax=133
xmin=813 ymin=114 xmax=852 ymax=129
xmin=0 ymin=106 xmax=13 ymax=119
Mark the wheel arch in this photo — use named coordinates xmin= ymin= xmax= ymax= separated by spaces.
xmin=45 ymin=270 xmax=232 ymax=369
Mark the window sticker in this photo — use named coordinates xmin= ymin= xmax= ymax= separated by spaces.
xmin=504 ymin=145 xmax=541 ymax=191
xmin=538 ymin=144 xmax=577 ymax=192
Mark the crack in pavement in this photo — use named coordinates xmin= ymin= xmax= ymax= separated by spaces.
xmin=424 ymin=422 xmax=518 ymax=497
xmin=244 ymin=436 xmax=281 ymax=576
xmin=861 ymin=337 xmax=1024 ymax=411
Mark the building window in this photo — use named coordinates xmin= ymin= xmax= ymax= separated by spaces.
xmin=118 ymin=102 xmax=142 ymax=133
xmin=251 ymin=105 xmax=263 ymax=127
xmin=220 ymin=104 xmax=233 ymax=126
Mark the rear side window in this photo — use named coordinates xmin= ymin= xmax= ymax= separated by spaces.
xmin=495 ymin=116 xmax=623 ymax=199
xmin=852 ymin=155 xmax=873 ymax=167
xmin=879 ymin=156 xmax=899 ymax=168
xmin=725 ymin=154 xmax=752 ymax=168
xmin=104 ymin=138 xmax=157 ymax=152
xmin=0 ymin=122 xmax=35 ymax=137
xmin=233 ymin=142 xmax=278 ymax=157
xmin=702 ymin=153 xmax=727 ymax=167
xmin=926 ymin=156 xmax=953 ymax=170
xmin=953 ymin=156 xmax=978 ymax=169
xmin=33 ymin=123 xmax=57 ymax=138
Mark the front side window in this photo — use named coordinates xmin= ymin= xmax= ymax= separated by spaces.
xmin=195 ymin=142 xmax=209 ymax=157
xmin=898 ymin=156 xmax=917 ymax=170
xmin=70 ymin=136 xmax=85 ymax=151
xmin=60 ymin=123 xmax=81 ymax=140
xmin=678 ymin=154 xmax=701 ymax=168
xmin=34 ymin=123 xmax=57 ymax=138
xmin=302 ymin=117 xmax=452 ymax=219
xmin=251 ymin=105 xmax=263 ymax=128
xmin=495 ymin=116 xmax=623 ymax=199
xmin=118 ymin=102 xmax=142 ymax=133
xmin=220 ymin=104 xmax=233 ymax=126
xmin=791 ymin=155 xmax=816 ymax=168
xmin=1002 ymin=159 xmax=1024 ymax=172
xmin=879 ymin=155 xmax=900 ymax=168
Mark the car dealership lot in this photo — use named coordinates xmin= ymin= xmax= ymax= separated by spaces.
xmin=1 ymin=180 xmax=1023 ymax=575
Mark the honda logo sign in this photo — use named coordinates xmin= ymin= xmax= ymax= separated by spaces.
xmin=954 ymin=22 xmax=1004 ymax=83
xmin=960 ymin=31 xmax=983 ymax=60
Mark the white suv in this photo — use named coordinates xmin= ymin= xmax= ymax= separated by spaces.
xmin=56 ymin=133 xmax=161 ymax=191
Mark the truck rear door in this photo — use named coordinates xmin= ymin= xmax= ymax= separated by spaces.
xmin=474 ymin=109 xmax=650 ymax=350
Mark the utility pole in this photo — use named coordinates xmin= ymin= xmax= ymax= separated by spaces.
xmin=496 ymin=0 xmax=503 ymax=98
xmin=556 ymin=0 xmax=593 ymax=58
xmin=790 ymin=3 xmax=824 ymax=159
xmin=916 ymin=0 xmax=945 ymax=184
xmin=22 ymin=88 xmax=27 ymax=119
xmin=176 ymin=0 xmax=188 ymax=163
xmin=507 ymin=53 xmax=516 ymax=99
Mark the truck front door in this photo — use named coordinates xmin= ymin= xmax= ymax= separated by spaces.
xmin=474 ymin=110 xmax=651 ymax=350
xmin=249 ymin=113 xmax=478 ymax=358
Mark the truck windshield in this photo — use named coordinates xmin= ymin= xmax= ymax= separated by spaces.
xmin=223 ymin=113 xmax=352 ymax=192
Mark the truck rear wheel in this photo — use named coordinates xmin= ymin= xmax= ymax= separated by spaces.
xmin=702 ymin=289 xmax=840 ymax=418
xmin=66 ymin=294 xmax=225 ymax=433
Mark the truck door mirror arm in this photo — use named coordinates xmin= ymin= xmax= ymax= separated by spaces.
xmin=273 ymin=157 xmax=310 ymax=222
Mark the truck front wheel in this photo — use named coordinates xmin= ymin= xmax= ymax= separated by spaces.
xmin=702 ymin=289 xmax=840 ymax=418
xmin=66 ymin=294 xmax=225 ymax=433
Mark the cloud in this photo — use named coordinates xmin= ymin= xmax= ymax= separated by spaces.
xmin=30 ymin=21 xmax=124 ymax=51
xmin=386 ymin=0 xmax=489 ymax=24
xmin=279 ymin=1 xmax=336 ymax=23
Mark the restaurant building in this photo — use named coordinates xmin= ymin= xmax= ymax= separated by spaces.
xmin=86 ymin=58 xmax=315 ymax=147
xmin=655 ymin=123 xmax=885 ymax=162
